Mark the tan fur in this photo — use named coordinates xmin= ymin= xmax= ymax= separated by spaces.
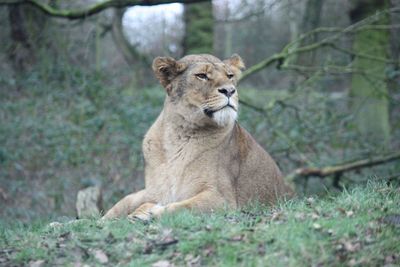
xmin=103 ymin=54 xmax=294 ymax=220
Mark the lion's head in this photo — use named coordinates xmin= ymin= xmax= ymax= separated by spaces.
xmin=152 ymin=54 xmax=245 ymax=127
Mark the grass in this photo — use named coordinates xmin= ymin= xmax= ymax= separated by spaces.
xmin=1 ymin=181 xmax=399 ymax=266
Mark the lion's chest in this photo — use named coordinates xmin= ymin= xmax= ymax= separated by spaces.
xmin=146 ymin=142 xmax=223 ymax=204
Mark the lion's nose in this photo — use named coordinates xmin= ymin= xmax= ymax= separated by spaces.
xmin=218 ymin=87 xmax=236 ymax=98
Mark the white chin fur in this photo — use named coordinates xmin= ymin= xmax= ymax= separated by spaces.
xmin=212 ymin=107 xmax=237 ymax=126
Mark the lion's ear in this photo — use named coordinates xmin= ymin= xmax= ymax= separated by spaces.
xmin=224 ymin=54 xmax=245 ymax=72
xmin=152 ymin=57 xmax=187 ymax=91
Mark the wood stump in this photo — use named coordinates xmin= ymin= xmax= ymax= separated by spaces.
xmin=76 ymin=186 xmax=103 ymax=219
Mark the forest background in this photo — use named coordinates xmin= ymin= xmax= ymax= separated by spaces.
xmin=0 ymin=0 xmax=399 ymax=224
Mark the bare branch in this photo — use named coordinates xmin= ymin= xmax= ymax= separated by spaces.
xmin=238 ymin=99 xmax=267 ymax=114
xmin=328 ymin=43 xmax=397 ymax=64
xmin=239 ymin=53 xmax=285 ymax=82
xmin=282 ymin=64 xmax=386 ymax=79
xmin=215 ymin=9 xmax=265 ymax=24
xmin=284 ymin=24 xmax=400 ymax=52
xmin=0 ymin=0 xmax=210 ymax=19
xmin=239 ymin=7 xmax=400 ymax=83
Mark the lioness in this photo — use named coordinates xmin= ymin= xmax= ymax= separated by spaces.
xmin=103 ymin=54 xmax=293 ymax=220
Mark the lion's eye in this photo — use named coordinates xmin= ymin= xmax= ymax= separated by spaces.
xmin=195 ymin=73 xmax=209 ymax=81
xmin=227 ymin=74 xmax=234 ymax=79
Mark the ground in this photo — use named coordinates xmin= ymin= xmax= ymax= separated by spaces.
xmin=0 ymin=181 xmax=399 ymax=266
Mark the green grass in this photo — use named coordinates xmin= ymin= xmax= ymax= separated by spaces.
xmin=1 ymin=181 xmax=399 ymax=266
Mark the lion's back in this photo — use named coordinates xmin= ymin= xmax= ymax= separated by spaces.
xmin=233 ymin=124 xmax=294 ymax=206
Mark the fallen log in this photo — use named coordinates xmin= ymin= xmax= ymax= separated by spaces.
xmin=286 ymin=151 xmax=400 ymax=182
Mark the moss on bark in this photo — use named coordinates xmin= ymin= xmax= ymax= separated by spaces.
xmin=350 ymin=0 xmax=391 ymax=146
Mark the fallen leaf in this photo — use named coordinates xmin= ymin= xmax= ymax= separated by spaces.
xmin=59 ymin=231 xmax=71 ymax=240
xmin=148 ymin=224 xmax=160 ymax=234
xmin=343 ymin=241 xmax=360 ymax=253
xmin=335 ymin=243 xmax=344 ymax=251
xmin=346 ymin=210 xmax=354 ymax=217
xmin=152 ymin=260 xmax=175 ymax=267
xmin=185 ymin=254 xmax=201 ymax=267
xmin=377 ymin=187 xmax=391 ymax=194
xmin=125 ymin=233 xmax=145 ymax=244
xmin=157 ymin=236 xmax=178 ymax=247
xmin=311 ymin=213 xmax=320 ymax=220
xmin=271 ymin=211 xmax=285 ymax=222
xmin=348 ymin=258 xmax=357 ymax=266
xmin=257 ymin=243 xmax=266 ymax=256
xmin=91 ymin=249 xmax=108 ymax=264
xmin=230 ymin=234 xmax=245 ymax=242
xmin=29 ymin=260 xmax=45 ymax=267
xmin=143 ymin=242 xmax=153 ymax=254
xmin=171 ymin=251 xmax=182 ymax=259
xmin=312 ymin=223 xmax=322 ymax=230
xmin=385 ymin=254 xmax=396 ymax=264
xmin=306 ymin=197 xmax=315 ymax=206
xmin=48 ymin=222 xmax=63 ymax=228
xmin=294 ymin=212 xmax=306 ymax=220
xmin=225 ymin=215 xmax=240 ymax=224
xmin=156 ymin=229 xmax=178 ymax=247
xmin=364 ymin=228 xmax=375 ymax=244
xmin=337 ymin=207 xmax=346 ymax=215
xmin=203 ymin=245 xmax=215 ymax=257
xmin=368 ymin=221 xmax=378 ymax=229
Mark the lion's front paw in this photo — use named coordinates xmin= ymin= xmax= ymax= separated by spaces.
xmin=128 ymin=211 xmax=151 ymax=222
xmin=148 ymin=204 xmax=167 ymax=218
xmin=128 ymin=203 xmax=166 ymax=222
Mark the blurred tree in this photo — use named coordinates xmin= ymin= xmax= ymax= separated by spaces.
xmin=7 ymin=6 xmax=33 ymax=73
xmin=111 ymin=9 xmax=151 ymax=87
xmin=349 ymin=0 xmax=391 ymax=146
xmin=112 ymin=9 xmax=149 ymax=66
xmin=220 ymin=0 xmax=232 ymax=58
xmin=297 ymin=0 xmax=323 ymax=66
xmin=6 ymin=5 xmax=51 ymax=73
xmin=2 ymin=0 xmax=208 ymax=87
xmin=284 ymin=0 xmax=323 ymax=68
xmin=183 ymin=1 xmax=213 ymax=54
xmin=389 ymin=0 xmax=400 ymax=91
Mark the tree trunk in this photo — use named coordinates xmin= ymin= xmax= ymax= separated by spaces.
xmin=183 ymin=1 xmax=213 ymax=54
xmin=349 ymin=0 xmax=391 ymax=147
xmin=111 ymin=9 xmax=149 ymax=87
xmin=7 ymin=5 xmax=35 ymax=73
xmin=296 ymin=0 xmax=323 ymax=66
